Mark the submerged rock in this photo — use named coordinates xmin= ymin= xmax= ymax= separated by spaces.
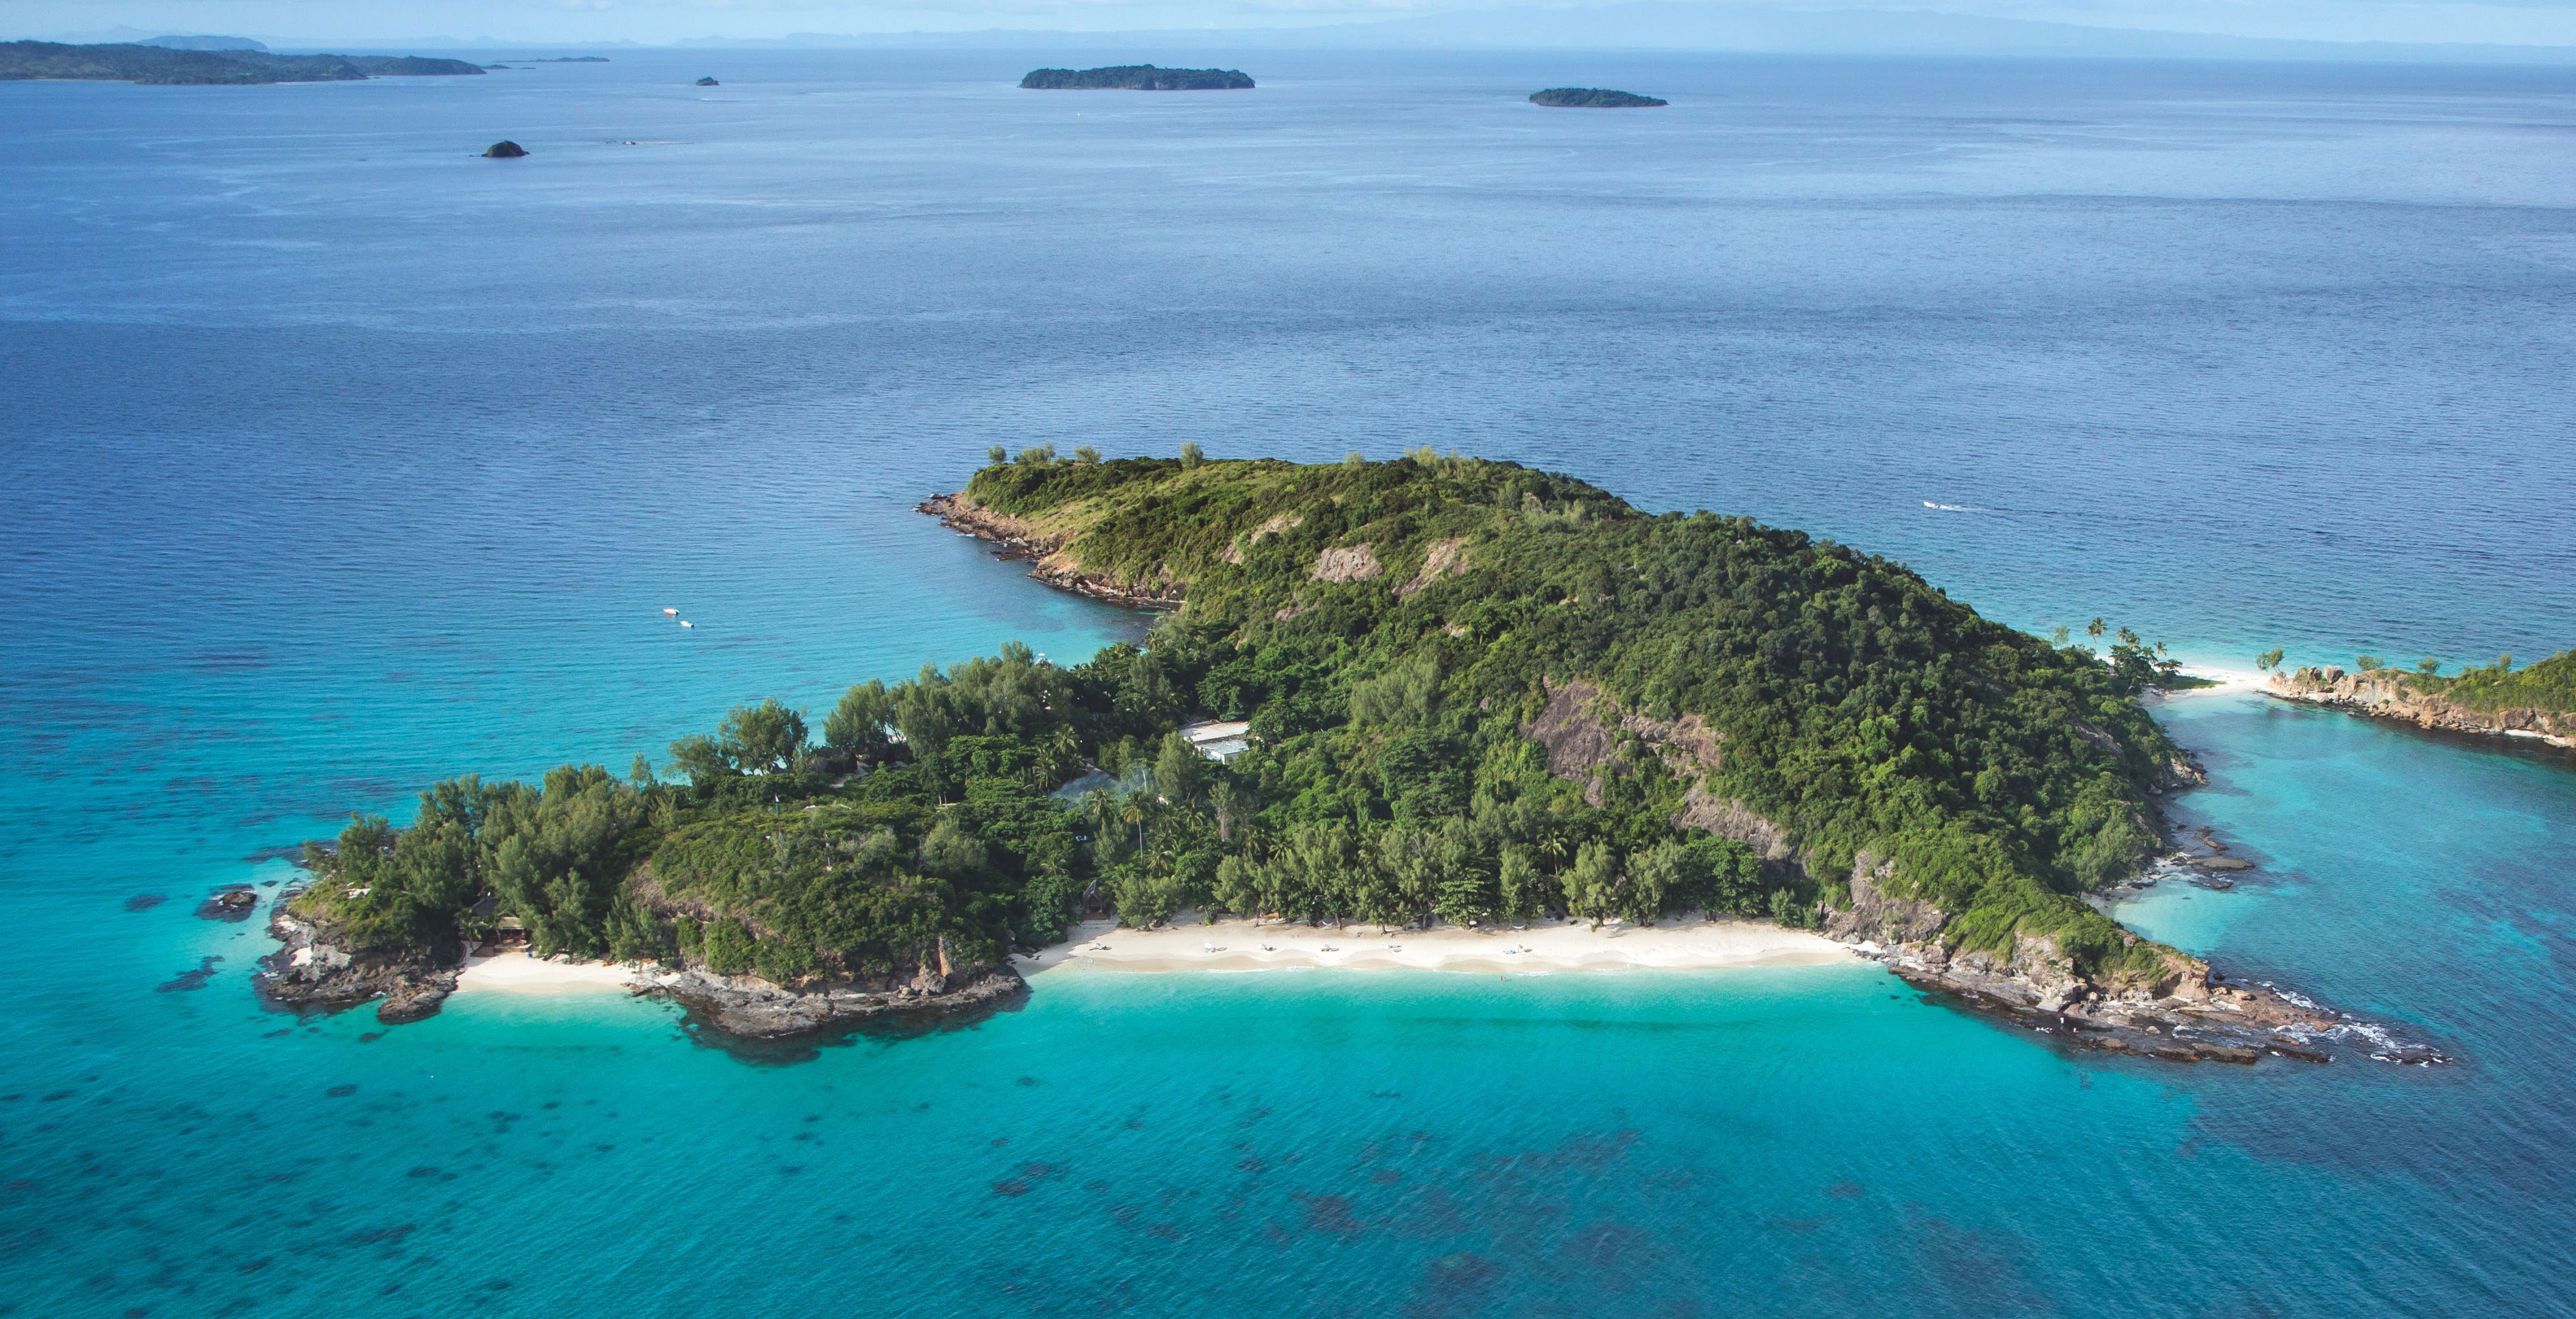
xmin=195 ymin=887 xmax=259 ymax=921
xmin=482 ymin=140 xmax=528 ymax=158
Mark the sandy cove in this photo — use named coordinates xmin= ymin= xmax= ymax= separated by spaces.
xmin=443 ymin=917 xmax=1853 ymax=1000
xmin=452 ymin=947 xmax=644 ymax=995
xmin=1018 ymin=915 xmax=1852 ymax=976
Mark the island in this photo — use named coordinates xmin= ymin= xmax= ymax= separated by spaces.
xmin=695 ymin=76 xmax=719 ymax=86
xmin=258 ymin=452 xmax=2435 ymax=1065
xmin=1019 ymin=65 xmax=1253 ymax=91
xmin=2269 ymin=654 xmax=2574 ymax=750
xmin=1530 ymin=88 xmax=1668 ymax=108
xmin=0 ymin=41 xmax=485 ymax=85
xmin=483 ymin=141 xmax=528 ymax=158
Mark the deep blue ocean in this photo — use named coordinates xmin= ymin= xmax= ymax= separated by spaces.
xmin=4 ymin=50 xmax=2574 ymax=1318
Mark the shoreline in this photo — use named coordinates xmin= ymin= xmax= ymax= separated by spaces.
xmin=446 ymin=916 xmax=1856 ymax=996
xmin=1017 ymin=914 xmax=1854 ymax=976
xmin=452 ymin=947 xmax=646 ymax=995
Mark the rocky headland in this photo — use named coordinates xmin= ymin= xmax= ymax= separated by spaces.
xmin=919 ymin=491 xmax=1184 ymax=609
xmin=2268 ymin=663 xmax=2575 ymax=752
xmin=257 ymin=901 xmax=459 ymax=1025
xmin=259 ymin=879 xmax=1024 ymax=1040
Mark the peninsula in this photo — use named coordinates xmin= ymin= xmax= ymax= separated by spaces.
xmin=1530 ymin=88 xmax=1668 ymax=108
xmin=1019 ymin=65 xmax=1253 ymax=90
xmin=2269 ymin=654 xmax=2575 ymax=750
xmin=0 ymin=40 xmax=484 ymax=85
xmin=260 ymin=452 xmax=2432 ymax=1064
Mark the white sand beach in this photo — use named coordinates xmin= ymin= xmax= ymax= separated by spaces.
xmin=452 ymin=947 xmax=644 ymax=995
xmin=1019 ymin=914 xmax=1852 ymax=976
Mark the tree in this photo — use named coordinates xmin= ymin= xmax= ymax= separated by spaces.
xmin=1179 ymin=441 xmax=1204 ymax=468
xmin=1497 ymin=845 xmax=1543 ymax=920
xmin=2255 ymin=647 xmax=2285 ymax=671
xmin=1566 ymin=840 xmax=1620 ymax=928
xmin=988 ymin=445 xmax=1007 ymax=465
xmin=1624 ymin=840 xmax=1682 ymax=924
xmin=488 ymin=765 xmax=650 ymax=958
xmin=1073 ymin=445 xmax=1101 ymax=465
xmin=719 ymin=699 xmax=807 ymax=774
xmin=2050 ymin=625 xmax=2070 ymax=647
xmin=917 ymin=816 xmax=989 ymax=880
xmin=1214 ymin=852 xmax=1264 ymax=919
xmin=2086 ymin=618 xmax=2107 ymax=639
xmin=2355 ymin=654 xmax=2384 ymax=674
xmin=1153 ymin=732 xmax=1207 ymax=805
xmin=824 ymin=680 xmax=899 ymax=761
xmin=2417 ymin=657 xmax=2442 ymax=676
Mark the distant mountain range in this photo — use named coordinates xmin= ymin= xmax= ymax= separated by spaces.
xmin=672 ymin=3 xmax=2576 ymax=63
xmin=23 ymin=3 xmax=2576 ymax=64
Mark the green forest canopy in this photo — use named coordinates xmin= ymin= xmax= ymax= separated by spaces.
xmin=295 ymin=452 xmax=2200 ymax=992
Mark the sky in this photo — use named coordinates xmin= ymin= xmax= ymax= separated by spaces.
xmin=14 ymin=0 xmax=2576 ymax=52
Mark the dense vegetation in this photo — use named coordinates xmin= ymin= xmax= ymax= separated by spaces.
xmin=1019 ymin=65 xmax=1254 ymax=90
xmin=1529 ymin=88 xmax=1668 ymax=108
xmin=2343 ymin=650 xmax=2576 ymax=715
xmin=0 ymin=41 xmax=484 ymax=84
xmin=294 ymin=452 xmax=2202 ymax=992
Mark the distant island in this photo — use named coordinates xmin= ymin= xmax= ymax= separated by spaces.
xmin=1020 ymin=65 xmax=1253 ymax=91
xmin=0 ymin=40 xmax=484 ymax=85
xmin=695 ymin=76 xmax=719 ymax=86
xmin=1530 ymin=88 xmax=1668 ymax=108
xmin=257 ymin=452 xmax=2435 ymax=1065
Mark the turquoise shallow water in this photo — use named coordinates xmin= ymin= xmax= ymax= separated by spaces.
xmin=5 ymin=50 xmax=2576 ymax=1318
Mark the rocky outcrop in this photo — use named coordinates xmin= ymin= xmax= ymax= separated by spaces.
xmin=255 ymin=905 xmax=457 ymax=1026
xmin=1672 ymin=785 xmax=1792 ymax=860
xmin=1312 ymin=543 xmax=1382 ymax=583
xmin=482 ymin=140 xmax=528 ymax=158
xmin=918 ymin=492 xmax=1184 ymax=610
xmin=1824 ymin=856 xmax=2440 ymax=1065
xmin=2268 ymin=666 xmax=2575 ymax=750
xmin=1395 ymin=538 xmax=1468 ymax=598
xmin=644 ymin=962 xmax=1026 ymax=1040
xmin=195 ymin=885 xmax=260 ymax=921
xmin=1523 ymin=679 xmax=1727 ymax=810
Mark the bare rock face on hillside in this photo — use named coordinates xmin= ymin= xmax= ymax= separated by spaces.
xmin=1312 ymin=544 xmax=1382 ymax=583
xmin=1395 ymin=538 xmax=1470 ymax=598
